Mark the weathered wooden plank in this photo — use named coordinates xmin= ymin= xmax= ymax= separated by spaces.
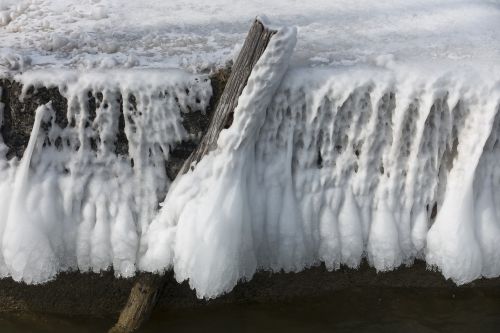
xmin=179 ymin=18 xmax=276 ymax=174
xmin=108 ymin=274 xmax=164 ymax=333
xmin=109 ymin=18 xmax=277 ymax=333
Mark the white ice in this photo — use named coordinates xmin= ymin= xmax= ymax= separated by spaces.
xmin=0 ymin=2 xmax=499 ymax=299
xmin=0 ymin=69 xmax=211 ymax=283
xmin=141 ymin=32 xmax=500 ymax=297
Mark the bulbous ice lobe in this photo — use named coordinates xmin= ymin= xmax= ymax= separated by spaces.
xmin=140 ymin=25 xmax=298 ymax=298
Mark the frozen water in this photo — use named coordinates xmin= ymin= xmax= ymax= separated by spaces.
xmin=0 ymin=69 xmax=211 ymax=283
xmin=140 ymin=31 xmax=500 ymax=297
xmin=140 ymin=25 xmax=297 ymax=297
xmin=0 ymin=1 xmax=499 ymax=299
xmin=146 ymin=64 xmax=500 ymax=297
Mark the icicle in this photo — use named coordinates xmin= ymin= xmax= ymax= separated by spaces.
xmin=2 ymin=103 xmax=57 ymax=283
xmin=0 ymin=43 xmax=498 ymax=299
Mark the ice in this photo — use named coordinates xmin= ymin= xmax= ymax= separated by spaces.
xmin=143 ymin=36 xmax=500 ymax=296
xmin=140 ymin=26 xmax=297 ymax=298
xmin=0 ymin=1 xmax=499 ymax=299
xmin=3 ymin=103 xmax=58 ymax=283
xmin=0 ymin=69 xmax=212 ymax=283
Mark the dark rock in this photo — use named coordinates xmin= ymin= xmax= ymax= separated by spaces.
xmin=0 ymin=79 xmax=68 ymax=159
xmin=0 ymin=68 xmax=231 ymax=179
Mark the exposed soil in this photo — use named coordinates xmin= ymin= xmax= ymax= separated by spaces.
xmin=0 ymin=261 xmax=500 ymax=319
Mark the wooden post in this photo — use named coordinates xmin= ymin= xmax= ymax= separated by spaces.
xmin=179 ymin=18 xmax=277 ymax=173
xmin=109 ymin=19 xmax=277 ymax=333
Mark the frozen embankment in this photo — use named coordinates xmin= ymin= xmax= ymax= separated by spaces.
xmin=0 ymin=22 xmax=500 ymax=305
xmin=140 ymin=25 xmax=500 ymax=298
xmin=0 ymin=69 xmax=212 ymax=283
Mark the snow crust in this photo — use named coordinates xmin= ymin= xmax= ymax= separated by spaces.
xmin=0 ymin=0 xmax=499 ymax=72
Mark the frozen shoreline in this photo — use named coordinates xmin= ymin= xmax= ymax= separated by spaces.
xmin=0 ymin=0 xmax=499 ymax=302
xmin=0 ymin=60 xmax=499 ymax=298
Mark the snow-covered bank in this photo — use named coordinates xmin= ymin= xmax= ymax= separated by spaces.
xmin=1 ymin=45 xmax=500 ymax=299
xmin=0 ymin=0 xmax=500 ymax=300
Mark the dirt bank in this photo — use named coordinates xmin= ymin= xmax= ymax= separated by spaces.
xmin=1 ymin=261 xmax=500 ymax=318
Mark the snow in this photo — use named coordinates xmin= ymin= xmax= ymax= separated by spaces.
xmin=0 ymin=0 xmax=499 ymax=72
xmin=0 ymin=0 xmax=499 ymax=298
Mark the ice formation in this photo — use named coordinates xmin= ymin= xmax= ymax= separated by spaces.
xmin=0 ymin=1 xmax=499 ymax=299
xmin=140 ymin=25 xmax=298 ymax=297
xmin=0 ymin=69 xmax=211 ymax=283
xmin=140 ymin=28 xmax=500 ymax=297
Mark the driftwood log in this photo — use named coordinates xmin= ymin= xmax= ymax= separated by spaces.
xmin=110 ymin=18 xmax=277 ymax=333
xmin=178 ymin=18 xmax=277 ymax=174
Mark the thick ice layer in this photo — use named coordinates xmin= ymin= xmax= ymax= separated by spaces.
xmin=141 ymin=58 xmax=500 ymax=297
xmin=140 ymin=25 xmax=297 ymax=297
xmin=0 ymin=69 xmax=211 ymax=283
xmin=0 ymin=1 xmax=499 ymax=72
xmin=1 ymin=15 xmax=499 ymax=298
